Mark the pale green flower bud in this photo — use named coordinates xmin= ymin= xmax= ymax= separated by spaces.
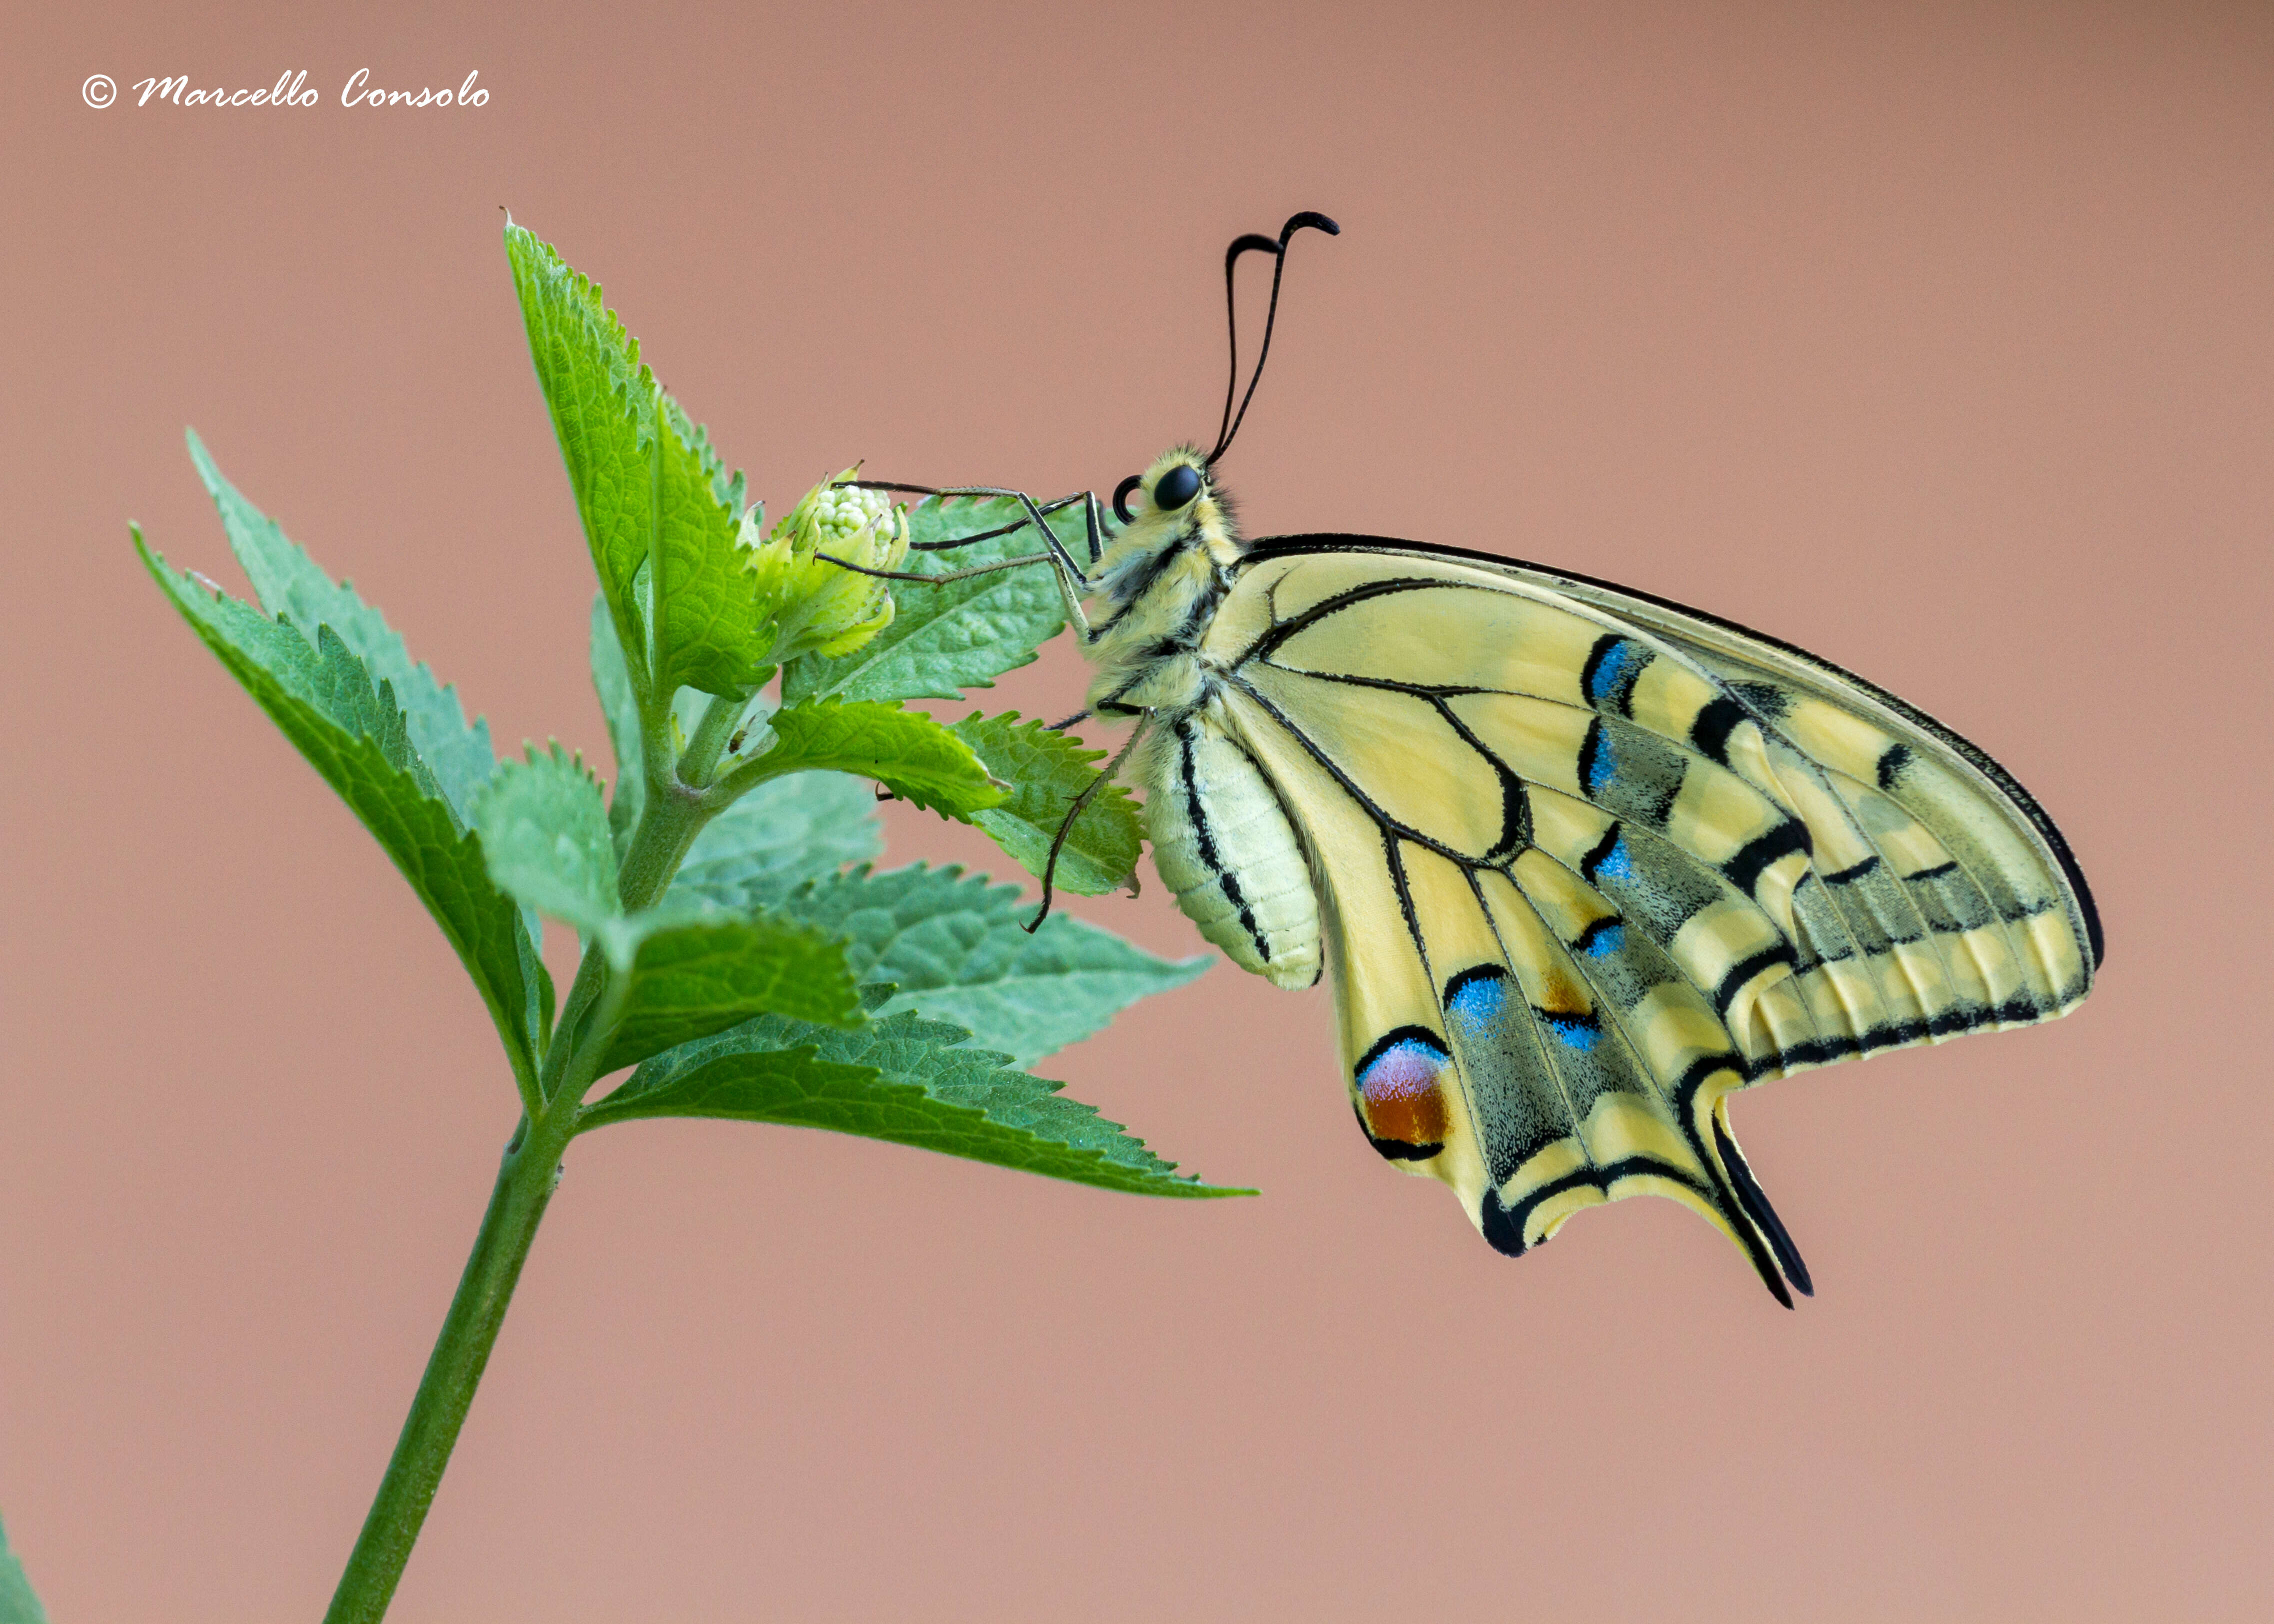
xmin=742 ymin=464 xmax=912 ymax=664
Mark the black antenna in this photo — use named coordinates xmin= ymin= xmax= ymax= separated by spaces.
xmin=1206 ymin=210 xmax=1338 ymax=466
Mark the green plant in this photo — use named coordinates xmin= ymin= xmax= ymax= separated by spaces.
xmin=0 ymin=1515 xmax=46 ymax=1624
xmin=134 ymin=220 xmax=1240 ymax=1623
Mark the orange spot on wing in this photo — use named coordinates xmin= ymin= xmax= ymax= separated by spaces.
xmin=1364 ymin=1083 xmax=1450 ymax=1147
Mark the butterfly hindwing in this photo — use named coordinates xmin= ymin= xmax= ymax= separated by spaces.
xmin=1192 ymin=542 xmax=2098 ymax=1297
xmin=1218 ymin=673 xmax=1797 ymax=1300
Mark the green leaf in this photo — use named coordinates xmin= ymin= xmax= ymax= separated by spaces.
xmin=580 ymin=1003 xmax=1248 ymax=1198
xmin=471 ymin=744 xmax=620 ymax=937
xmin=950 ymin=712 xmax=1143 ymax=896
xmin=780 ymin=493 xmax=1084 ymax=704
xmin=590 ymin=592 xmax=645 ymax=848
xmin=506 ymin=222 xmax=768 ymax=700
xmin=0 ymin=1514 xmax=48 ymax=1624
xmin=650 ymin=394 xmax=768 ymax=698
xmin=138 ymin=535 xmax=552 ymax=1098
xmin=782 ymin=864 xmax=1206 ymax=1066
xmin=188 ymin=431 xmax=502 ymax=819
xmin=750 ymin=700 xmax=1005 ymax=820
xmin=182 ymin=435 xmax=556 ymax=1018
xmin=504 ymin=220 xmax=654 ymax=677
xmin=671 ymin=769 xmax=882 ymax=912
xmin=598 ymin=911 xmax=862 ymax=1074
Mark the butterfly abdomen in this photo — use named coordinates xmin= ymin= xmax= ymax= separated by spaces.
xmin=1140 ymin=714 xmax=1320 ymax=990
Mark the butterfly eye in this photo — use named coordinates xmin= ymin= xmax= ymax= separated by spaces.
xmin=1152 ymin=463 xmax=1203 ymax=511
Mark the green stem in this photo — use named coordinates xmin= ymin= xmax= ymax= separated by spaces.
xmin=320 ymin=1099 xmax=579 ymax=1624
xmin=322 ymin=722 xmax=718 ymax=1618
xmin=676 ymin=690 xmax=748 ymax=790
xmin=615 ymin=777 xmax=711 ymax=914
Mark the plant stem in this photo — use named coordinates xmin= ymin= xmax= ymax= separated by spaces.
xmin=323 ymin=757 xmax=713 ymax=1617
xmin=615 ymin=776 xmax=710 ymax=913
xmin=322 ymin=683 xmax=758 ymax=1619
xmin=676 ymin=690 xmax=748 ymax=790
xmin=320 ymin=1097 xmax=580 ymax=1624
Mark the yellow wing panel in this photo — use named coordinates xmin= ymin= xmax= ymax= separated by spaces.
xmin=1237 ymin=664 xmax=1516 ymax=861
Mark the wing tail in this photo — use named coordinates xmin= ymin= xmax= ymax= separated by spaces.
xmin=1712 ymin=1105 xmax=1812 ymax=1297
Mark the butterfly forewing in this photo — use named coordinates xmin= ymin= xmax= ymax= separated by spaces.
xmin=1501 ymin=553 xmax=2100 ymax=993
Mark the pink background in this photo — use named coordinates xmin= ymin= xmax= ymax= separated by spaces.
xmin=6 ymin=2 xmax=2269 ymax=1619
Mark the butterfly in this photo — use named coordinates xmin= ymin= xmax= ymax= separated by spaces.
xmin=838 ymin=212 xmax=2102 ymax=1305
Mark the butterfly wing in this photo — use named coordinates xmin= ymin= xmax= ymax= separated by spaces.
xmin=1198 ymin=540 xmax=2099 ymax=1301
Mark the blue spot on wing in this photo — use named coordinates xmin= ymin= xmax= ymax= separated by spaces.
xmin=1539 ymin=1012 xmax=1602 ymax=1052
xmin=1445 ymin=966 xmax=1510 ymax=1023
xmin=1357 ymin=1033 xmax=1450 ymax=1099
xmin=1584 ymin=637 xmax=1650 ymax=711
xmin=1575 ymin=920 xmax=1624 ymax=958
xmin=1586 ymin=831 xmax=1636 ymax=884
xmin=1582 ymin=721 xmax=1618 ymax=797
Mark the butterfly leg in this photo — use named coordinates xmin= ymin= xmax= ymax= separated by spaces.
xmin=1024 ymin=714 xmax=1152 ymax=933
xmin=915 ymin=482 xmax=1102 ymax=639
xmin=812 ymin=544 xmax=1096 ymax=641
xmin=1066 ymin=487 xmax=1110 ymax=567
xmin=834 ymin=479 xmax=1102 ymax=639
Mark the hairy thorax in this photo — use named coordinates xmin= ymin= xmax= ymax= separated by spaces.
xmin=1082 ymin=506 xmax=1246 ymax=722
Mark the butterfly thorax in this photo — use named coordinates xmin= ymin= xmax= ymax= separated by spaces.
xmin=1082 ymin=449 xmax=1247 ymax=721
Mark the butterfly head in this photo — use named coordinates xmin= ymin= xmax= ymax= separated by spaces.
xmin=1111 ymin=446 xmax=1234 ymax=542
xmin=1094 ymin=446 xmax=1242 ymax=595
xmin=1106 ymin=210 xmax=1338 ymax=538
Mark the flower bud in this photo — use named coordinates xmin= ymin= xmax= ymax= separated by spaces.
xmin=742 ymin=465 xmax=912 ymax=664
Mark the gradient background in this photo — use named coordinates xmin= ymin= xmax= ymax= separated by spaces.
xmin=4 ymin=2 xmax=2268 ymax=1619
